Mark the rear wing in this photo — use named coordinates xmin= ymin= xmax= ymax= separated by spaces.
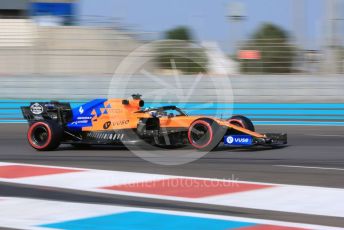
xmin=21 ymin=101 xmax=72 ymax=125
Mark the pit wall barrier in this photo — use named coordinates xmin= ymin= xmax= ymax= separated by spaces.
xmin=1 ymin=74 xmax=344 ymax=126
xmin=2 ymin=100 xmax=344 ymax=126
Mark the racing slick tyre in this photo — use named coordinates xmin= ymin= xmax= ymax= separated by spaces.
xmin=228 ymin=115 xmax=255 ymax=132
xmin=27 ymin=121 xmax=62 ymax=151
xmin=188 ymin=118 xmax=224 ymax=151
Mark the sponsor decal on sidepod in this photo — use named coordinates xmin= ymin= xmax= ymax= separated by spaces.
xmin=224 ymin=135 xmax=253 ymax=146
xmin=30 ymin=103 xmax=44 ymax=115
xmin=79 ymin=106 xmax=84 ymax=114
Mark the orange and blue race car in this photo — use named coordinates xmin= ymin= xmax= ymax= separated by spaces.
xmin=21 ymin=94 xmax=287 ymax=151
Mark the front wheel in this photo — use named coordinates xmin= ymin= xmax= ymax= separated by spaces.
xmin=27 ymin=121 xmax=62 ymax=151
xmin=228 ymin=115 xmax=255 ymax=132
xmin=188 ymin=119 xmax=224 ymax=151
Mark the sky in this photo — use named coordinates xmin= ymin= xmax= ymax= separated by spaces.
xmin=79 ymin=0 xmax=328 ymax=52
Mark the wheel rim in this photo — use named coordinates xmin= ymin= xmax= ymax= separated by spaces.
xmin=28 ymin=122 xmax=52 ymax=149
xmin=188 ymin=121 xmax=213 ymax=149
xmin=32 ymin=126 xmax=49 ymax=146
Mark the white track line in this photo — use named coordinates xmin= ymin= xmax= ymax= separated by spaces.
xmin=275 ymin=165 xmax=344 ymax=171
xmin=305 ymin=134 xmax=344 ymax=137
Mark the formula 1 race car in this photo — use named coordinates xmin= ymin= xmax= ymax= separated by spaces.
xmin=21 ymin=95 xmax=287 ymax=151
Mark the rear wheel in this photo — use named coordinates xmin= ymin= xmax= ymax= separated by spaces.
xmin=27 ymin=121 xmax=62 ymax=151
xmin=188 ymin=119 xmax=224 ymax=151
xmin=228 ymin=115 xmax=255 ymax=132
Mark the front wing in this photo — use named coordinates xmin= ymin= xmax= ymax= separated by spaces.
xmin=254 ymin=133 xmax=288 ymax=146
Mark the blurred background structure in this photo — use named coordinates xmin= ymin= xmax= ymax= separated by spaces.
xmin=0 ymin=0 xmax=343 ymax=75
xmin=0 ymin=0 xmax=344 ymax=122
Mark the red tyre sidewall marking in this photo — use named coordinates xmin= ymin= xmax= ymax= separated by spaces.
xmin=228 ymin=118 xmax=245 ymax=128
xmin=188 ymin=120 xmax=213 ymax=149
xmin=27 ymin=122 xmax=52 ymax=150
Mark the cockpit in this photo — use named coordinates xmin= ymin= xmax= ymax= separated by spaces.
xmin=141 ymin=106 xmax=187 ymax=118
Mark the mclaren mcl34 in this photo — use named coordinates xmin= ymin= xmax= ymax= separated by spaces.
xmin=21 ymin=95 xmax=287 ymax=151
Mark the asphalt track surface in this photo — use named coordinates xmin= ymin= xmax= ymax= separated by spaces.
xmin=1 ymin=124 xmax=344 ymax=228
